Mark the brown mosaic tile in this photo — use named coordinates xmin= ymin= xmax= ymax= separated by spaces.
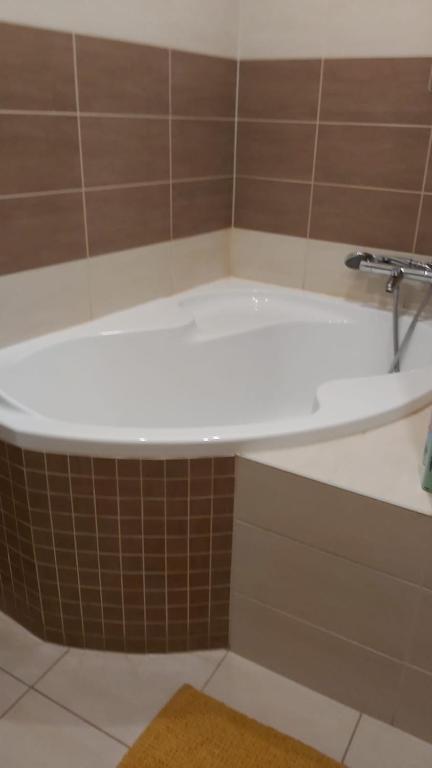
xmin=0 ymin=444 xmax=234 ymax=652
xmin=416 ymin=195 xmax=432 ymax=257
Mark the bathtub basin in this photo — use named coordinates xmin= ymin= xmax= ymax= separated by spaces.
xmin=0 ymin=278 xmax=431 ymax=457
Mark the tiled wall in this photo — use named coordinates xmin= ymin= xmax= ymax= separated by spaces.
xmin=231 ymin=458 xmax=432 ymax=745
xmin=234 ymin=57 xmax=432 ymax=257
xmin=0 ymin=442 xmax=234 ymax=653
xmin=0 ymin=22 xmax=236 ymax=276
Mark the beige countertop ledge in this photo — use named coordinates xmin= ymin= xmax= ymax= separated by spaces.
xmin=241 ymin=406 xmax=432 ymax=517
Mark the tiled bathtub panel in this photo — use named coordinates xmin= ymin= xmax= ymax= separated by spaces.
xmin=0 ymin=443 xmax=234 ymax=653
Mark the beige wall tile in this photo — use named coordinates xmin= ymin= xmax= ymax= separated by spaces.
xmin=232 ymin=521 xmax=419 ymax=659
xmin=0 ymin=260 xmax=91 ymax=346
xmin=170 ymin=230 xmax=230 ymax=293
xmin=408 ymin=589 xmax=432 ymax=673
xmin=87 ymin=241 xmax=173 ymax=317
xmin=394 ymin=667 xmax=432 ymax=743
xmin=235 ymin=459 xmax=431 ymax=584
xmin=0 ymin=1 xmax=239 ymax=57
xmin=230 ymin=592 xmax=403 ymax=722
xmin=238 ymin=0 xmax=432 ymax=59
xmin=229 ymin=228 xmax=306 ymax=289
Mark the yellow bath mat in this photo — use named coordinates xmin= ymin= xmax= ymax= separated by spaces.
xmin=118 ymin=684 xmax=342 ymax=767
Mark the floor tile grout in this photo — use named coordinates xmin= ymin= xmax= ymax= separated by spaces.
xmin=31 ymin=688 xmax=130 ymax=748
xmin=341 ymin=712 xmax=362 ymax=765
xmin=31 ymin=648 xmax=70 ymax=688
xmin=201 ymin=649 xmax=229 ymax=691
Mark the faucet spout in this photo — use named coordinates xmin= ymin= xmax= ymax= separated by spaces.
xmin=386 ymin=268 xmax=404 ymax=294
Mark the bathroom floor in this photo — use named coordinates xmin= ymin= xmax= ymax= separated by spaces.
xmin=0 ymin=612 xmax=431 ymax=768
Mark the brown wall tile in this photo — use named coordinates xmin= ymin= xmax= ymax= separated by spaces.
xmin=86 ymin=184 xmax=170 ymax=256
xmin=237 ymin=122 xmax=316 ymax=181
xmin=235 ymin=177 xmax=310 ymax=237
xmin=81 ymin=117 xmax=169 ymax=186
xmin=171 ymin=51 xmax=237 ymax=117
xmin=172 ymin=178 xmax=232 ymax=238
xmin=321 ymin=58 xmax=432 ymax=125
xmin=310 ymin=185 xmax=420 ymax=252
xmin=416 ymin=195 xmax=432 ymax=257
xmin=76 ymin=35 xmax=169 ymax=115
xmin=315 ymin=125 xmax=430 ymax=191
xmin=238 ymin=59 xmax=321 ymax=120
xmin=0 ymin=115 xmax=81 ymax=195
xmin=172 ymin=120 xmax=235 ymax=179
xmin=0 ymin=23 xmax=76 ymax=111
xmin=0 ymin=193 xmax=86 ymax=274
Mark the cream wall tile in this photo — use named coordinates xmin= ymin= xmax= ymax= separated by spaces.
xmin=88 ymin=241 xmax=173 ymax=317
xmin=234 ymin=459 xmax=431 ymax=584
xmin=0 ymin=259 xmax=91 ymax=347
xmin=304 ymin=238 xmax=394 ymax=309
xmin=325 ymin=0 xmax=432 ymax=58
xmin=238 ymin=0 xmax=432 ymax=59
xmin=238 ymin=0 xmax=327 ymax=60
xmin=230 ymin=228 xmax=307 ymax=288
xmin=232 ymin=521 xmax=419 ymax=660
xmin=0 ymin=0 xmax=239 ymax=57
xmin=170 ymin=230 xmax=230 ymax=292
xmin=230 ymin=592 xmax=403 ymax=722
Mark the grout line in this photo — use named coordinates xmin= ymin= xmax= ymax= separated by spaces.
xmin=0 ymin=663 xmax=32 ymax=687
xmin=31 ymin=688 xmax=130 ymax=748
xmin=139 ymin=464 xmax=148 ymax=652
xmin=201 ymin=649 xmax=229 ymax=691
xmin=45 ymin=454 xmax=67 ymax=644
xmin=31 ymin=648 xmax=70 ymax=687
xmin=412 ymin=127 xmax=432 ymax=252
xmin=163 ymin=460 xmax=169 ymax=652
xmin=231 ymin=56 xmax=241 ymax=228
xmin=0 ymin=177 xmax=233 ymax=201
xmin=233 ymin=590 xmax=416 ymax=666
xmin=21 ymin=456 xmax=48 ymax=640
xmin=0 ymin=108 xmax=235 ymax=121
xmin=0 ymin=688 xmax=31 ymax=720
xmin=237 ymin=117 xmax=432 ymax=129
xmin=90 ymin=458 xmax=106 ymax=647
xmin=341 ymin=712 xmax=362 ymax=765
xmin=168 ymin=50 xmax=174 ymax=241
xmin=307 ymin=58 xmax=324 ymax=240
xmin=236 ymin=175 xmax=424 ymax=196
xmin=235 ymin=519 xmax=424 ymax=588
xmin=186 ymin=460 xmax=191 ymax=648
xmin=114 ymin=460 xmax=126 ymax=649
xmin=207 ymin=459 xmax=215 ymax=648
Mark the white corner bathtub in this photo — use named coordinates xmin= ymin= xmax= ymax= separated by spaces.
xmin=0 ymin=278 xmax=432 ymax=458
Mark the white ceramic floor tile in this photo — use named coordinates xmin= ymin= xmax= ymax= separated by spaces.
xmin=345 ymin=715 xmax=432 ymax=768
xmin=0 ymin=690 xmax=126 ymax=768
xmin=204 ymin=652 xmax=359 ymax=761
xmin=36 ymin=648 xmax=225 ymax=745
xmin=0 ymin=668 xmax=27 ymax=716
xmin=0 ymin=612 xmax=66 ymax=684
